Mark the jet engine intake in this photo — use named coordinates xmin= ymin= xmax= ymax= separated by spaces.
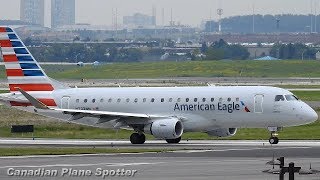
xmin=144 ymin=118 xmax=183 ymax=139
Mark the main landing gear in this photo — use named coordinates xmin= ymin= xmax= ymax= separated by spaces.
xmin=268 ymin=127 xmax=281 ymax=145
xmin=130 ymin=133 xmax=146 ymax=144
xmin=166 ymin=137 xmax=181 ymax=144
xmin=129 ymin=133 xmax=182 ymax=144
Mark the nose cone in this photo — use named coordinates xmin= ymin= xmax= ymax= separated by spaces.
xmin=305 ymin=107 xmax=318 ymax=123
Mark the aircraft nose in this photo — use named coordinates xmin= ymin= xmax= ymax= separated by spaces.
xmin=305 ymin=107 xmax=318 ymax=123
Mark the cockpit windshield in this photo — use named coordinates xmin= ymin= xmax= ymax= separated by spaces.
xmin=275 ymin=95 xmax=285 ymax=101
xmin=285 ymin=95 xmax=299 ymax=101
xmin=275 ymin=94 xmax=299 ymax=102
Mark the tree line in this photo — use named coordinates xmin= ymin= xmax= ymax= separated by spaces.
xmin=270 ymin=43 xmax=317 ymax=60
xmin=26 ymin=39 xmax=318 ymax=62
xmin=28 ymin=44 xmax=145 ymax=63
xmin=196 ymin=39 xmax=250 ymax=60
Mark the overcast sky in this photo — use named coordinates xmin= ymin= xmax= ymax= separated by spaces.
xmin=0 ymin=0 xmax=317 ymax=27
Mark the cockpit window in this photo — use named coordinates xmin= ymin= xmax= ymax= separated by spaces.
xmin=285 ymin=95 xmax=299 ymax=101
xmin=275 ymin=95 xmax=285 ymax=102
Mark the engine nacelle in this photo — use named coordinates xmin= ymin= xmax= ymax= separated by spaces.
xmin=144 ymin=118 xmax=183 ymax=139
xmin=206 ymin=128 xmax=237 ymax=137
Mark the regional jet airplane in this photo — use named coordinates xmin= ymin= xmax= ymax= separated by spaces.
xmin=0 ymin=27 xmax=317 ymax=144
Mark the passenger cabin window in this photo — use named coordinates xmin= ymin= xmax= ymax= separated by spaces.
xmin=126 ymin=98 xmax=130 ymax=103
xmin=151 ymin=98 xmax=155 ymax=102
xmin=202 ymin=98 xmax=206 ymax=102
xmin=92 ymin=99 xmax=96 ymax=103
xmin=143 ymin=98 xmax=147 ymax=102
xmin=194 ymin=98 xmax=198 ymax=102
xmin=84 ymin=99 xmax=88 ymax=103
xmin=100 ymin=99 xmax=104 ymax=103
xmin=117 ymin=98 xmax=121 ymax=103
xmin=211 ymin=98 xmax=214 ymax=102
xmin=169 ymin=98 xmax=173 ymax=102
xmin=177 ymin=98 xmax=181 ymax=102
xmin=275 ymin=95 xmax=285 ymax=102
xmin=76 ymin=99 xmax=79 ymax=103
xmin=161 ymin=98 xmax=164 ymax=102
xmin=108 ymin=98 xmax=112 ymax=103
xmin=227 ymin=98 xmax=231 ymax=102
xmin=186 ymin=98 xmax=189 ymax=102
xmin=285 ymin=95 xmax=299 ymax=101
xmin=134 ymin=98 xmax=138 ymax=103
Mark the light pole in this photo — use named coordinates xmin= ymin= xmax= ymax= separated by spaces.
xmin=302 ymin=50 xmax=306 ymax=61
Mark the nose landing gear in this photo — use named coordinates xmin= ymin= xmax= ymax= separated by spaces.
xmin=269 ymin=136 xmax=279 ymax=144
xmin=268 ymin=127 xmax=281 ymax=144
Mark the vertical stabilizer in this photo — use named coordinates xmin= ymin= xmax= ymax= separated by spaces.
xmin=0 ymin=27 xmax=68 ymax=93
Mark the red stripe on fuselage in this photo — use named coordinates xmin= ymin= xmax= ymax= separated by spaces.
xmin=9 ymin=84 xmax=54 ymax=92
xmin=0 ymin=40 xmax=12 ymax=47
xmin=3 ymin=55 xmax=18 ymax=62
xmin=38 ymin=99 xmax=57 ymax=106
xmin=0 ymin=27 xmax=6 ymax=32
xmin=6 ymin=69 xmax=24 ymax=76
xmin=10 ymin=98 xmax=57 ymax=107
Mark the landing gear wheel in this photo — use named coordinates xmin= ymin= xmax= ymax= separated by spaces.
xmin=269 ymin=137 xmax=279 ymax=144
xmin=267 ymin=127 xmax=281 ymax=145
xmin=130 ymin=133 xmax=146 ymax=144
xmin=166 ymin=137 xmax=181 ymax=144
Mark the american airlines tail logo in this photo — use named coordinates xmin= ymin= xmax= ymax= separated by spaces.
xmin=0 ymin=27 xmax=57 ymax=107
xmin=240 ymin=101 xmax=251 ymax=112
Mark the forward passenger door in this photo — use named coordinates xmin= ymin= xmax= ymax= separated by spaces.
xmin=254 ymin=94 xmax=264 ymax=113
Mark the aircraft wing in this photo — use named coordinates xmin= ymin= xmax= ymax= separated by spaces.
xmin=51 ymin=108 xmax=156 ymax=118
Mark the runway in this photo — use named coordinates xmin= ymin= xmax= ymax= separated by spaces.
xmin=0 ymin=140 xmax=320 ymax=179
xmin=3 ymin=138 xmax=320 ymax=148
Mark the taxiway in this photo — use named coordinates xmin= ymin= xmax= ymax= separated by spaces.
xmin=0 ymin=140 xmax=320 ymax=179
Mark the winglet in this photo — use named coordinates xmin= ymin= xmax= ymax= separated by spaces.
xmin=17 ymin=88 xmax=50 ymax=109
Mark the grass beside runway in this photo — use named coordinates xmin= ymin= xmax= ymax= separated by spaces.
xmin=1 ymin=60 xmax=320 ymax=79
xmin=291 ymin=91 xmax=320 ymax=101
xmin=0 ymin=147 xmax=170 ymax=156
xmin=0 ymin=90 xmax=8 ymax=94
xmin=44 ymin=60 xmax=320 ymax=79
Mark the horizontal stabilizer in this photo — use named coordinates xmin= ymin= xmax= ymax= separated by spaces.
xmin=17 ymin=88 xmax=49 ymax=109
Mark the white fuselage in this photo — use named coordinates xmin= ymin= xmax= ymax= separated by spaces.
xmin=13 ymin=86 xmax=316 ymax=133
